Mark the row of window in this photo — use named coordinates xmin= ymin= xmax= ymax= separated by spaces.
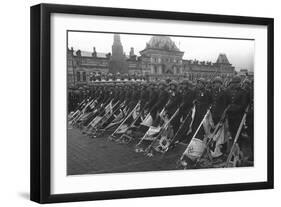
xmin=82 ymin=59 xmax=108 ymax=66
xmin=76 ymin=71 xmax=87 ymax=82
xmin=151 ymin=57 xmax=182 ymax=64
xmin=152 ymin=66 xmax=181 ymax=75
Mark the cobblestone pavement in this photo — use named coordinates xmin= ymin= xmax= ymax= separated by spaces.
xmin=67 ymin=128 xmax=186 ymax=175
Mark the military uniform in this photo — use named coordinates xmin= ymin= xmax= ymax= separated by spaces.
xmin=139 ymin=84 xmax=150 ymax=110
xmin=163 ymin=81 xmax=182 ymax=133
xmin=166 ymin=81 xmax=182 ymax=118
xmin=117 ymin=86 xmax=127 ymax=104
xmin=172 ymin=81 xmax=196 ymax=143
xmin=146 ymin=84 xmax=159 ymax=113
xmin=189 ymin=78 xmax=212 ymax=140
xmin=243 ymin=79 xmax=254 ymax=161
xmin=150 ymin=84 xmax=169 ymax=123
xmin=225 ymin=77 xmax=248 ymax=139
xmin=125 ymin=84 xmax=140 ymax=111
xmin=210 ymin=77 xmax=230 ymax=125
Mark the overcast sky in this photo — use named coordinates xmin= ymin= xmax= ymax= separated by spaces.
xmin=68 ymin=31 xmax=254 ymax=71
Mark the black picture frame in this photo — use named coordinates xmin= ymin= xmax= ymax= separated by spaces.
xmin=30 ymin=3 xmax=274 ymax=204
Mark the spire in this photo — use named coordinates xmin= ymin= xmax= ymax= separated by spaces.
xmin=216 ymin=53 xmax=230 ymax=64
xmin=130 ymin=47 xmax=135 ymax=57
xmin=109 ymin=33 xmax=128 ymax=73
xmin=113 ymin=34 xmax=121 ymax=44
xmin=112 ymin=33 xmax=124 ymax=57
xmin=92 ymin=46 xmax=97 ymax=57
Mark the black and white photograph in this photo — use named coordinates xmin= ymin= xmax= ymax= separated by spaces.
xmin=29 ymin=3 xmax=273 ymax=204
xmin=0 ymin=0 xmax=278 ymax=205
xmin=67 ymin=31 xmax=254 ymax=175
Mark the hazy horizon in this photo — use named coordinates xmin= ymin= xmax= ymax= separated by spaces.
xmin=68 ymin=31 xmax=255 ymax=72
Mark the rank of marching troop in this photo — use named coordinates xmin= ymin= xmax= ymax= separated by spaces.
xmin=68 ymin=75 xmax=254 ymax=169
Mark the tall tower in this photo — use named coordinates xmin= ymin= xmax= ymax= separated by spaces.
xmin=109 ymin=34 xmax=128 ymax=73
xmin=112 ymin=34 xmax=123 ymax=57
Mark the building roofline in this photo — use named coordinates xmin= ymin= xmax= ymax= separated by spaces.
xmin=139 ymin=47 xmax=184 ymax=54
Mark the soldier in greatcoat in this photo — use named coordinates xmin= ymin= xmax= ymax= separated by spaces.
xmin=165 ymin=81 xmax=183 ymax=133
xmin=171 ymin=79 xmax=196 ymax=144
xmin=210 ymin=76 xmax=230 ymax=125
xmin=226 ymin=76 xmax=248 ymax=139
xmin=150 ymin=81 xmax=169 ymax=124
xmin=189 ymin=78 xmax=212 ymax=140
xmin=225 ymin=76 xmax=248 ymax=159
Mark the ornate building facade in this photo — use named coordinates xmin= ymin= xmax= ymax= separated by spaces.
xmin=67 ymin=34 xmax=235 ymax=86
xmin=67 ymin=47 xmax=111 ymax=87
xmin=139 ymin=36 xmax=184 ymax=80
xmin=183 ymin=53 xmax=235 ymax=80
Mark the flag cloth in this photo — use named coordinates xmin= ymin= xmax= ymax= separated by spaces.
xmin=89 ymin=116 xmax=102 ymax=128
xmin=115 ymin=124 xmax=129 ymax=134
xmin=68 ymin=112 xmax=74 ymax=119
xmin=142 ymin=126 xmax=161 ymax=141
xmin=186 ymin=106 xmax=196 ymax=136
xmin=203 ymin=111 xmax=214 ymax=137
xmin=183 ymin=138 xmax=206 ymax=161
xmin=154 ymin=124 xmax=174 ymax=152
xmin=79 ymin=112 xmax=92 ymax=122
xmin=210 ymin=118 xmax=231 ymax=158
xmin=141 ymin=114 xmax=153 ymax=127
xmin=115 ymin=103 xmax=141 ymax=134
xmin=105 ymin=101 xmax=113 ymax=114
xmin=210 ymin=123 xmax=225 ymax=158
xmin=132 ymin=103 xmax=140 ymax=119
xmin=90 ymin=100 xmax=97 ymax=109
xmin=104 ymin=111 xmax=125 ymax=129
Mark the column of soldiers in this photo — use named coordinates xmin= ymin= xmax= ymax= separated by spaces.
xmin=68 ymin=75 xmax=254 ymax=166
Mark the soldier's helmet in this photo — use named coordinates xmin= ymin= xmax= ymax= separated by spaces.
xmin=169 ymin=80 xmax=177 ymax=86
xmin=197 ymin=77 xmax=206 ymax=84
xmin=230 ymin=76 xmax=241 ymax=84
xmin=133 ymin=82 xmax=139 ymax=87
xmin=158 ymin=80 xmax=168 ymax=87
xmin=212 ymin=76 xmax=223 ymax=84
xmin=142 ymin=82 xmax=148 ymax=88
xmin=165 ymin=78 xmax=172 ymax=84
xmin=181 ymin=79 xmax=191 ymax=87
xmin=148 ymin=82 xmax=156 ymax=89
